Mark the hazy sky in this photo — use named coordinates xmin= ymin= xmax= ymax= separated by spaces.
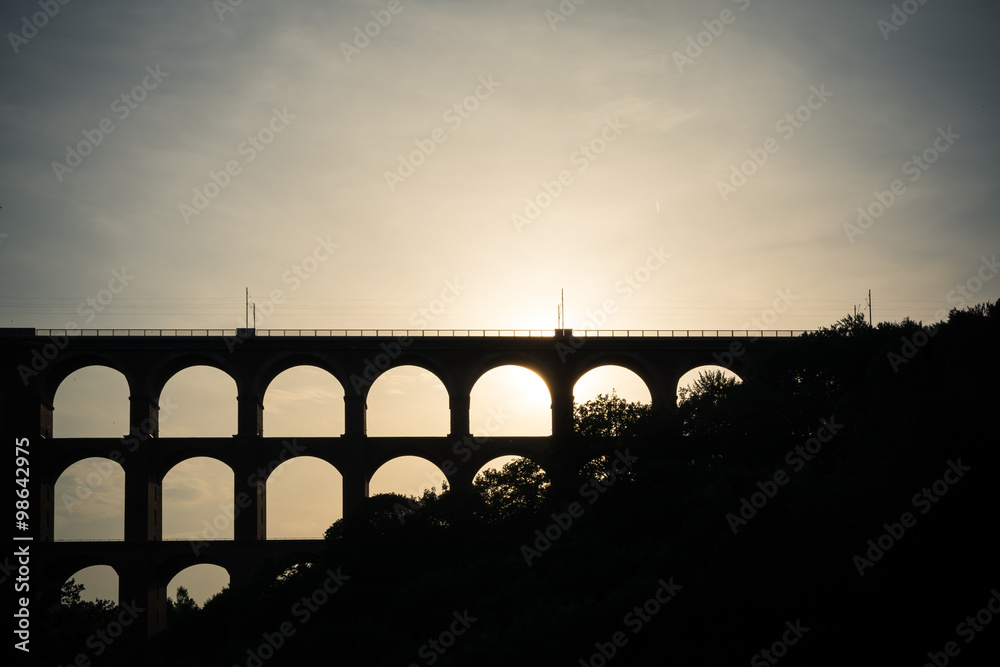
xmin=3 ymin=0 xmax=998 ymax=605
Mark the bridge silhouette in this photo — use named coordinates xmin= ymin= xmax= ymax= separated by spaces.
xmin=1 ymin=327 xmax=808 ymax=639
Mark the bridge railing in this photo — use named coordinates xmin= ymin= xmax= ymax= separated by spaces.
xmin=53 ymin=537 xmax=323 ymax=542
xmin=31 ymin=328 xmax=815 ymax=338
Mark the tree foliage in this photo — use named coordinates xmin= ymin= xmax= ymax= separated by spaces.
xmin=472 ymin=457 xmax=550 ymax=523
xmin=573 ymin=390 xmax=651 ymax=439
xmin=83 ymin=302 xmax=1000 ymax=666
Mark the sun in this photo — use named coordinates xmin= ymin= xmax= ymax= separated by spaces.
xmin=471 ymin=366 xmax=552 ymax=436
xmin=503 ymin=365 xmax=553 ymax=406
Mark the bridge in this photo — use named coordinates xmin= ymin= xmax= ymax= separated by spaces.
xmin=1 ymin=327 xmax=807 ymax=639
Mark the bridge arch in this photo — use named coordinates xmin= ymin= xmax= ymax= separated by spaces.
xmin=162 ymin=456 xmax=234 ymax=540
xmin=164 ymin=563 xmax=230 ymax=608
xmin=367 ymin=364 xmax=450 ymax=436
xmin=48 ymin=447 xmax=127 ymax=488
xmin=254 ymin=352 xmax=349 ymax=399
xmin=146 ymin=352 xmax=240 ymax=399
xmin=62 ymin=564 xmax=119 ymax=605
xmin=158 ymin=365 xmax=238 ymax=438
xmin=261 ymin=364 xmax=345 ymax=437
xmin=39 ymin=351 xmax=134 ymax=412
xmin=54 ymin=456 xmax=125 ymax=541
xmin=471 ymin=455 xmax=552 ymax=520
xmin=472 ymin=454 xmax=549 ymax=481
xmin=369 ymin=455 xmax=448 ymax=499
xmin=464 ymin=353 xmax=558 ymax=393
xmin=676 ymin=364 xmax=744 ymax=405
xmin=343 ymin=350 xmax=455 ymax=400
xmin=573 ymin=363 xmax=653 ymax=405
xmin=470 ymin=364 xmax=552 ymax=436
xmin=266 ymin=456 xmax=343 ymax=539
xmin=52 ymin=364 xmax=131 ymax=438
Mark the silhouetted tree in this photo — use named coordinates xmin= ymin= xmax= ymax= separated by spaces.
xmin=573 ymin=390 xmax=651 ymax=439
xmin=677 ymin=369 xmax=741 ymax=439
xmin=473 ymin=457 xmax=550 ymax=523
xmin=139 ymin=305 xmax=1000 ymax=667
xmin=59 ymin=577 xmax=116 ymax=615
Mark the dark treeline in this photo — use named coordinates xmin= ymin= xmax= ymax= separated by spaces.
xmin=46 ymin=303 xmax=1000 ymax=666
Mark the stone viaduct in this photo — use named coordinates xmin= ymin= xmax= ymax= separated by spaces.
xmin=1 ymin=327 xmax=804 ymax=639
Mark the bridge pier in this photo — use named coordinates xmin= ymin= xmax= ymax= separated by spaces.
xmin=343 ymin=395 xmax=367 ymax=436
xmin=237 ymin=394 xmax=263 ymax=437
xmin=40 ymin=398 xmax=54 ymax=439
xmin=128 ymin=393 xmax=159 ymax=439
xmin=551 ymin=385 xmax=575 ymax=439
xmin=124 ymin=447 xmax=162 ymax=542
xmin=119 ymin=559 xmax=167 ymax=639
xmin=233 ymin=452 xmax=266 ymax=540
xmin=449 ymin=393 xmax=471 ymax=438
xmin=2 ymin=328 xmax=797 ymax=648
xmin=340 ymin=437 xmax=369 ymax=513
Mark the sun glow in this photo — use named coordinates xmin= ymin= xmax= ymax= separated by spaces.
xmin=471 ymin=366 xmax=552 ymax=436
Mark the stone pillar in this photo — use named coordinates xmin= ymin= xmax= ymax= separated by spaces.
xmin=342 ymin=473 xmax=368 ymax=515
xmin=37 ymin=477 xmax=54 ymax=542
xmin=232 ymin=451 xmax=266 ymax=541
xmin=550 ymin=384 xmax=575 ymax=439
xmin=237 ymin=394 xmax=263 ymax=437
xmin=343 ymin=396 xmax=367 ymax=437
xmin=226 ymin=554 xmax=262 ymax=592
xmin=124 ymin=449 xmax=161 ymax=541
xmin=39 ymin=400 xmax=53 ymax=439
xmin=119 ymin=561 xmax=166 ymax=639
xmin=340 ymin=438 xmax=368 ymax=513
xmin=445 ymin=462 xmax=477 ymax=491
xmin=448 ymin=392 xmax=470 ymax=438
xmin=128 ymin=394 xmax=159 ymax=440
xmin=657 ymin=365 xmax=687 ymax=438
